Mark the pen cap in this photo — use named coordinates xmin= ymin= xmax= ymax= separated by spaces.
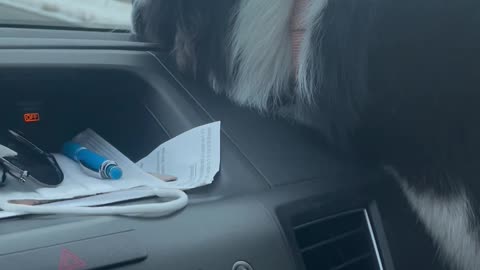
xmin=106 ymin=165 xmax=123 ymax=180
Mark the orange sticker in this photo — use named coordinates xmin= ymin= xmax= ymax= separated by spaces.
xmin=24 ymin=113 xmax=40 ymax=123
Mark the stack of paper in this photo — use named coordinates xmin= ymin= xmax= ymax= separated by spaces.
xmin=0 ymin=122 xmax=221 ymax=219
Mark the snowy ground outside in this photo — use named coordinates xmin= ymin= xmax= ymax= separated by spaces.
xmin=0 ymin=0 xmax=132 ymax=29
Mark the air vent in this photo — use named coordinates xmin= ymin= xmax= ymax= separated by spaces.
xmin=294 ymin=209 xmax=382 ymax=270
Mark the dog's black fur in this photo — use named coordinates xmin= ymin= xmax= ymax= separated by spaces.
xmin=132 ymin=0 xmax=480 ymax=268
xmin=133 ymin=0 xmax=238 ymax=86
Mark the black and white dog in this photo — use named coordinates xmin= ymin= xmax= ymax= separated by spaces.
xmin=132 ymin=0 xmax=480 ymax=269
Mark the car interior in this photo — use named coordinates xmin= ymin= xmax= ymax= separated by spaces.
xmin=0 ymin=26 xmax=447 ymax=270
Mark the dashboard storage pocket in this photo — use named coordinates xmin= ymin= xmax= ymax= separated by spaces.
xmin=0 ymin=68 xmax=170 ymax=164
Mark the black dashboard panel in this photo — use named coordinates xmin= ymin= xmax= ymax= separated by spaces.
xmin=0 ymin=33 xmax=444 ymax=270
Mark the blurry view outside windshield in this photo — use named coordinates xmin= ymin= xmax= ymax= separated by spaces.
xmin=0 ymin=0 xmax=132 ymax=30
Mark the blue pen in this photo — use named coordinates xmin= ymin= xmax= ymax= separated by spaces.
xmin=62 ymin=142 xmax=123 ymax=180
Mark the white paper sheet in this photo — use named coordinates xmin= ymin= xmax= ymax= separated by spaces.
xmin=137 ymin=121 xmax=221 ymax=189
xmin=0 ymin=122 xmax=221 ymax=218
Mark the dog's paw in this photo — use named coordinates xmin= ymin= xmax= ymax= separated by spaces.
xmin=130 ymin=0 xmax=176 ymax=44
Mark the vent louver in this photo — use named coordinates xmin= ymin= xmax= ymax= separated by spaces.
xmin=294 ymin=210 xmax=382 ymax=270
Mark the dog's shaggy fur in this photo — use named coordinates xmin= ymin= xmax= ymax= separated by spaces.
xmin=132 ymin=0 xmax=480 ymax=269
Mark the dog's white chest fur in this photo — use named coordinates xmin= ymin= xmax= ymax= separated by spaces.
xmin=390 ymin=168 xmax=480 ymax=270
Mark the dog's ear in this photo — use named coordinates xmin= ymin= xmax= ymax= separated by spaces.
xmin=131 ymin=0 xmax=178 ymax=48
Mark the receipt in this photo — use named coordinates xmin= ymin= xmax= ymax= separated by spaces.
xmin=137 ymin=122 xmax=221 ymax=189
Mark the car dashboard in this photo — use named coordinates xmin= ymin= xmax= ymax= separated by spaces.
xmin=0 ymin=28 xmax=444 ymax=270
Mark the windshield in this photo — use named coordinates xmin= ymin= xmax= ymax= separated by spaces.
xmin=0 ymin=0 xmax=132 ymax=30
